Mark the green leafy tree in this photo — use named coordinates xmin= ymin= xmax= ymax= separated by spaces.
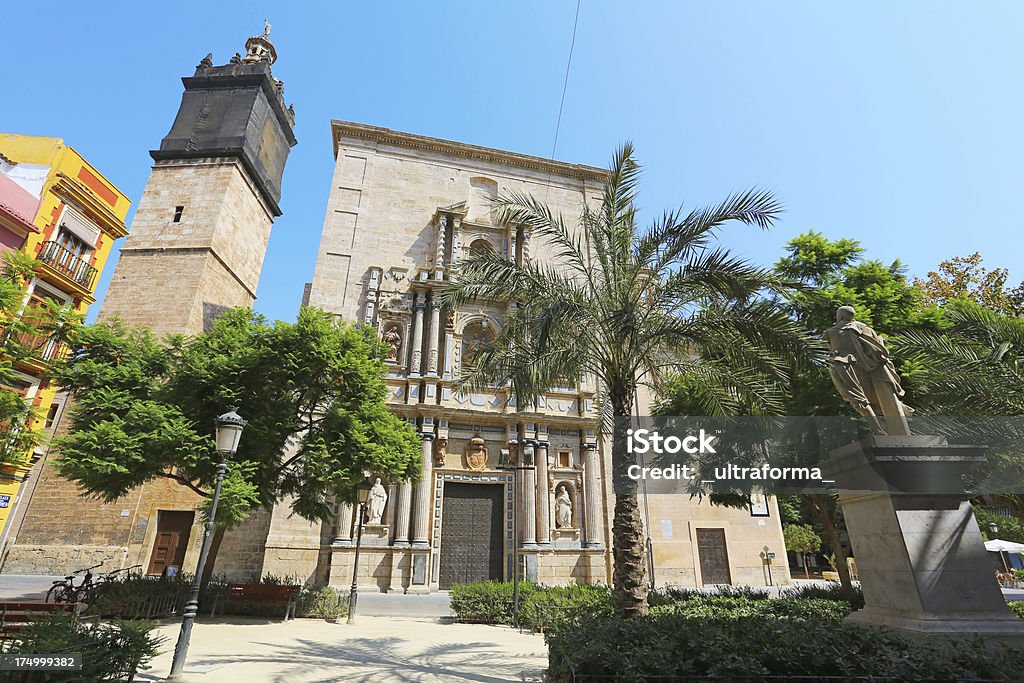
xmin=771 ymin=231 xmax=944 ymax=588
xmin=0 ymin=250 xmax=82 ymax=460
xmin=783 ymin=523 xmax=822 ymax=579
xmin=914 ymin=252 xmax=1024 ymax=317
xmin=441 ymin=143 xmax=816 ymax=618
xmin=52 ymin=306 xmax=421 ymax=579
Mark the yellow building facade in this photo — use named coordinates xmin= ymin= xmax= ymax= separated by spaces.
xmin=0 ymin=134 xmax=129 ymax=539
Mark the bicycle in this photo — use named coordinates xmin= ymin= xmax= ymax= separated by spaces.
xmin=46 ymin=562 xmax=104 ymax=607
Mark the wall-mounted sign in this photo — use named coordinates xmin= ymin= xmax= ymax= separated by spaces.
xmin=0 ymin=495 xmax=10 ymax=509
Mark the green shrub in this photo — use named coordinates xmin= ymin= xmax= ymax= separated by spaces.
xmin=648 ymin=581 xmax=864 ymax=609
xmin=522 ymin=583 xmax=613 ymax=631
xmin=450 ymin=580 xmax=536 ymax=625
xmin=649 ymin=595 xmax=853 ymax=623
xmin=547 ymin=596 xmax=1024 ymax=682
xmin=450 ymin=581 xmax=611 ymax=630
xmin=297 ymin=585 xmax=348 ymax=620
xmin=1009 ymin=601 xmax=1024 ymax=618
xmin=0 ymin=614 xmax=163 ymax=682
xmin=778 ymin=580 xmax=865 ymax=608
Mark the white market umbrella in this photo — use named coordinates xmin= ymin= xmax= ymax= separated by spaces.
xmin=986 ymin=539 xmax=1024 ymax=574
xmin=985 ymin=539 xmax=1024 ymax=553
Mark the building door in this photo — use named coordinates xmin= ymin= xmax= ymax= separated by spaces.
xmin=696 ymin=528 xmax=732 ymax=585
xmin=438 ymin=483 xmax=503 ymax=589
xmin=147 ymin=510 xmax=194 ymax=576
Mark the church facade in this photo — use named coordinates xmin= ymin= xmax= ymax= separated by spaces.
xmin=276 ymin=121 xmax=793 ymax=591
xmin=1 ymin=34 xmax=790 ymax=591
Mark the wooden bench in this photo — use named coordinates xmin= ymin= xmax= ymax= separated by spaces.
xmin=0 ymin=602 xmax=73 ymax=637
xmin=210 ymin=584 xmax=299 ymax=620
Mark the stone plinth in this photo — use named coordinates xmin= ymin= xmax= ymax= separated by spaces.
xmin=358 ymin=524 xmax=391 ymax=547
xmin=831 ymin=436 xmax=1024 ymax=646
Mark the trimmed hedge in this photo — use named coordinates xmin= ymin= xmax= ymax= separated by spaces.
xmin=1009 ymin=601 xmax=1024 ymax=619
xmin=547 ymin=595 xmax=1024 ymax=682
xmin=449 ymin=581 xmax=612 ymax=630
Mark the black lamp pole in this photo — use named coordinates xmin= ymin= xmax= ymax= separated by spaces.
xmin=499 ymin=444 xmax=534 ymax=628
xmin=169 ymin=407 xmax=246 ymax=679
xmin=347 ymin=479 xmax=371 ymax=624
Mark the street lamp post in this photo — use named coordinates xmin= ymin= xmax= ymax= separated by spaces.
xmin=989 ymin=522 xmax=1010 ymax=574
xmin=498 ymin=446 xmax=534 ymax=628
xmin=346 ymin=478 xmax=371 ymax=625
xmin=168 ymin=407 xmax=246 ymax=679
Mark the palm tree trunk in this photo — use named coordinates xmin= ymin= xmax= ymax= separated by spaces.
xmin=609 ymin=383 xmax=648 ymax=618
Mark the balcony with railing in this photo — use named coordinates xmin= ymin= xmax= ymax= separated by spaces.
xmin=15 ymin=332 xmax=67 ymax=364
xmin=36 ymin=241 xmax=98 ymax=291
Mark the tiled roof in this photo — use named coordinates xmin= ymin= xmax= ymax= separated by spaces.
xmin=0 ymin=172 xmax=40 ymax=232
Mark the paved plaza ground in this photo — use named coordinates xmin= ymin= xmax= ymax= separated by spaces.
xmin=2 ymin=574 xmax=1023 ymax=681
xmin=137 ymin=616 xmax=546 ymax=682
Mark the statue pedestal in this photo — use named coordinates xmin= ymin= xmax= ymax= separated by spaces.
xmin=829 ymin=436 xmax=1024 ymax=646
xmin=359 ymin=524 xmax=390 ymax=547
xmin=551 ymin=527 xmax=581 ymax=548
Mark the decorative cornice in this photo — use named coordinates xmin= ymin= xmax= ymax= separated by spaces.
xmin=331 ymin=120 xmax=607 ymax=183
xmin=51 ymin=174 xmax=128 ymax=239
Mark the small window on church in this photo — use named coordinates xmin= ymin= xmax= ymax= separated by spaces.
xmin=558 ymin=450 xmax=571 ymax=468
xmin=173 ymin=206 xmax=184 ymax=223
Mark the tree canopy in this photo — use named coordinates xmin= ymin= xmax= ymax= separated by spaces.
xmin=0 ymin=251 xmax=82 ymax=461
xmin=914 ymin=252 xmax=1024 ymax=317
xmin=52 ymin=306 xmax=421 ymax=529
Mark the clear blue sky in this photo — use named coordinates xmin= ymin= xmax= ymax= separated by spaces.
xmin=4 ymin=2 xmax=1021 ymax=323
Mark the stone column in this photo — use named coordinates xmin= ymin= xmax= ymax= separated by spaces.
xmin=535 ymin=440 xmax=551 ymax=545
xmin=521 ymin=441 xmax=538 ymax=548
xmin=393 ymin=481 xmax=412 ymax=545
xmin=442 ymin=312 xmax=455 ymax=380
xmin=333 ymin=502 xmax=354 ymax=546
xmin=582 ymin=442 xmax=602 ymax=548
xmin=385 ymin=482 xmax=398 ymax=541
xmin=412 ymin=432 xmax=434 ymax=547
xmin=409 ymin=298 xmax=425 ymax=377
xmin=426 ymin=302 xmax=441 ymax=376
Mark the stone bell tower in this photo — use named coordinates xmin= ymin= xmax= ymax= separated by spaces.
xmin=99 ymin=24 xmax=297 ymax=335
xmin=0 ymin=28 xmax=296 ymax=581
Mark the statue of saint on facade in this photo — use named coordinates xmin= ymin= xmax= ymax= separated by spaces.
xmin=555 ymin=484 xmax=573 ymax=528
xmin=823 ymin=306 xmax=912 ymax=436
xmin=433 ymin=437 xmax=448 ymax=467
xmin=366 ymin=478 xmax=387 ymax=525
xmin=382 ymin=326 xmax=401 ymax=362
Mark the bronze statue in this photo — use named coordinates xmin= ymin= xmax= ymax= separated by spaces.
xmin=823 ymin=306 xmax=912 ymax=435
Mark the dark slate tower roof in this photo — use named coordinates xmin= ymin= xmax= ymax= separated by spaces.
xmin=151 ymin=24 xmax=297 ymax=216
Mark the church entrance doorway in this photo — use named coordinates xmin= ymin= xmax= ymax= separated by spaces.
xmin=438 ymin=483 xmax=503 ymax=589
xmin=696 ymin=527 xmax=732 ymax=585
xmin=147 ymin=510 xmax=194 ymax=577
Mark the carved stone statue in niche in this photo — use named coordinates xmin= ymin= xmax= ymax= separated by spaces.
xmin=464 ymin=437 xmax=488 ymax=471
xmin=555 ymin=484 xmax=573 ymax=528
xmin=367 ymin=477 xmax=387 ymax=525
xmin=381 ymin=326 xmax=402 ymax=362
xmin=461 ymin=321 xmax=493 ymax=369
xmin=433 ymin=437 xmax=448 ymax=467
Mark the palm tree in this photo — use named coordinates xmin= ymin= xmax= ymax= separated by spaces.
xmin=895 ymin=303 xmax=1024 ymax=416
xmin=440 ymin=143 xmax=816 ymax=618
